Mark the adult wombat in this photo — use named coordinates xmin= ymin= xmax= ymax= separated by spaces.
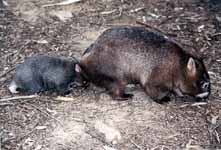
xmin=9 ymin=55 xmax=86 ymax=95
xmin=80 ymin=26 xmax=210 ymax=102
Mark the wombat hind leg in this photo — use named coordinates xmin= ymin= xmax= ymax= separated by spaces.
xmin=25 ymin=83 xmax=43 ymax=94
xmin=58 ymin=89 xmax=71 ymax=96
xmin=55 ymin=85 xmax=71 ymax=96
xmin=145 ymin=84 xmax=170 ymax=103
xmin=154 ymin=96 xmax=171 ymax=104
xmin=107 ymin=81 xmax=133 ymax=101
xmin=113 ymin=93 xmax=133 ymax=101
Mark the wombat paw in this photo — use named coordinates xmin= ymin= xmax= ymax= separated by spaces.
xmin=154 ymin=96 xmax=171 ymax=104
xmin=113 ymin=93 xmax=133 ymax=101
xmin=123 ymin=93 xmax=133 ymax=98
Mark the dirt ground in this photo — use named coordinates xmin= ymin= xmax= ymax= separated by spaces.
xmin=0 ymin=0 xmax=221 ymax=150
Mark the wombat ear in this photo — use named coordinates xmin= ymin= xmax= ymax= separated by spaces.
xmin=187 ymin=57 xmax=196 ymax=76
xmin=75 ymin=64 xmax=82 ymax=73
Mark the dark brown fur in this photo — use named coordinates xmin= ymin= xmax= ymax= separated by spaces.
xmin=80 ymin=26 xmax=210 ymax=102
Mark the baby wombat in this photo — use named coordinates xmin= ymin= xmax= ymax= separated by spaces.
xmin=9 ymin=55 xmax=86 ymax=95
xmin=80 ymin=26 xmax=211 ymax=102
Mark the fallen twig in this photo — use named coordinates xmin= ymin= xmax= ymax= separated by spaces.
xmin=179 ymin=102 xmax=208 ymax=108
xmin=54 ymin=96 xmax=77 ymax=102
xmin=136 ymin=20 xmax=167 ymax=36
xmin=0 ymin=66 xmax=15 ymax=78
xmin=151 ymin=145 xmax=169 ymax=150
xmin=18 ymin=128 xmax=37 ymax=142
xmin=0 ymin=95 xmax=38 ymax=102
xmin=5 ymin=40 xmax=31 ymax=60
xmin=130 ymin=139 xmax=144 ymax=150
xmin=42 ymin=0 xmax=81 ymax=7
xmin=147 ymin=12 xmax=160 ymax=19
xmin=101 ymin=9 xmax=117 ymax=15
xmin=200 ymin=144 xmax=221 ymax=148
xmin=130 ymin=7 xmax=145 ymax=13
xmin=186 ymin=140 xmax=202 ymax=150
xmin=215 ymin=130 xmax=220 ymax=144
xmin=191 ymin=102 xmax=208 ymax=106
xmin=29 ymin=104 xmax=64 ymax=126
xmin=211 ymin=32 xmax=221 ymax=37
xmin=103 ymin=146 xmax=117 ymax=150
xmin=0 ymin=103 xmax=14 ymax=106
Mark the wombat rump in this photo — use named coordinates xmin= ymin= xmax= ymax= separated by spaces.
xmin=80 ymin=26 xmax=211 ymax=102
xmin=9 ymin=55 xmax=85 ymax=95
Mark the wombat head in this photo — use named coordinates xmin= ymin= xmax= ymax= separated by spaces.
xmin=71 ymin=63 xmax=88 ymax=88
xmin=175 ymin=57 xmax=210 ymax=100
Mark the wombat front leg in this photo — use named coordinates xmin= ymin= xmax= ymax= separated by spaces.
xmin=145 ymin=84 xmax=170 ymax=103
xmin=107 ymin=81 xmax=133 ymax=101
xmin=55 ymin=84 xmax=71 ymax=96
xmin=26 ymin=83 xmax=43 ymax=94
